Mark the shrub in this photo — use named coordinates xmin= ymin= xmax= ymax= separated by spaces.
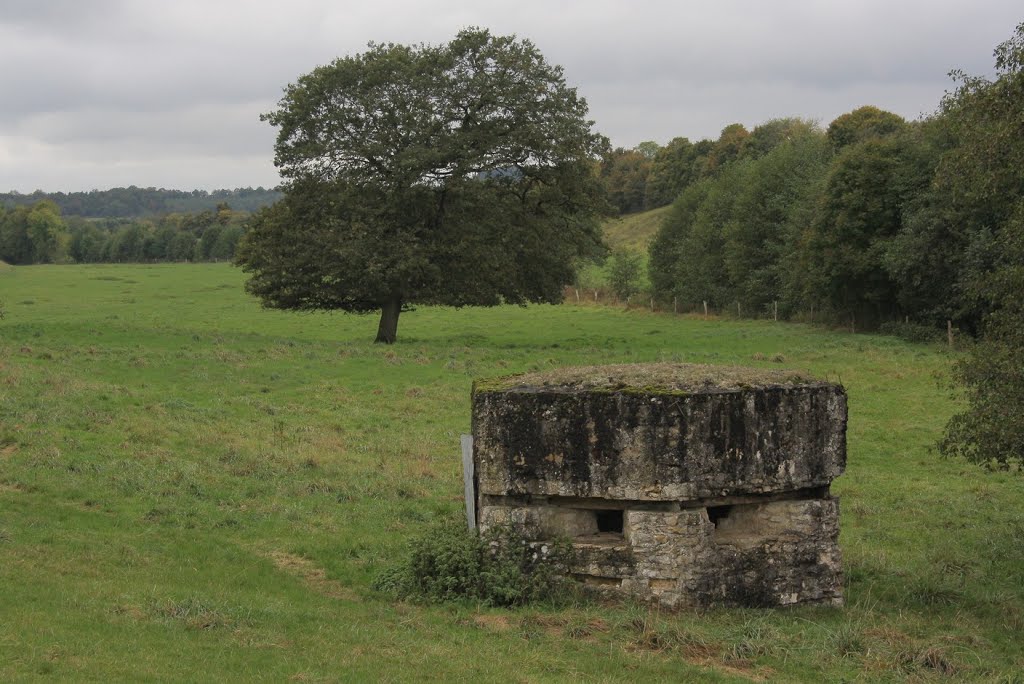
xmin=608 ymin=249 xmax=643 ymax=302
xmin=878 ymin=320 xmax=946 ymax=344
xmin=373 ymin=518 xmax=576 ymax=607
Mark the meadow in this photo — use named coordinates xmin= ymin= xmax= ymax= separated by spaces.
xmin=1 ymin=262 xmax=1022 ymax=682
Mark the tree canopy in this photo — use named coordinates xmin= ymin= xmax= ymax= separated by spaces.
xmin=938 ymin=22 xmax=1024 ymax=468
xmin=237 ymin=28 xmax=609 ymax=342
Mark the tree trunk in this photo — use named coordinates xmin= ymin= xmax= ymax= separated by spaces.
xmin=375 ymin=295 xmax=402 ymax=344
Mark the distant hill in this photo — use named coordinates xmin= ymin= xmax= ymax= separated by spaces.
xmin=0 ymin=186 xmax=282 ymax=218
xmin=601 ymin=205 xmax=671 ymax=252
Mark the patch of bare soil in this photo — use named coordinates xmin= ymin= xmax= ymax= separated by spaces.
xmin=267 ymin=551 xmax=360 ymax=601
xmin=686 ymin=655 xmax=771 ymax=683
xmin=472 ymin=614 xmax=514 ymax=632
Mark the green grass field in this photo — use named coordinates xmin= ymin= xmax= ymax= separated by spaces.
xmin=1 ymin=263 xmax=1023 ymax=682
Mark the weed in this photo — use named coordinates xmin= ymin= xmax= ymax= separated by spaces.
xmin=373 ymin=518 xmax=577 ymax=607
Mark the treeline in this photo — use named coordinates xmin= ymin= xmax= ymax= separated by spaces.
xmin=634 ymin=52 xmax=1021 ymax=338
xmin=633 ymin=22 xmax=1024 ymax=468
xmin=0 ymin=186 xmax=281 ymax=218
xmin=0 ymin=201 xmax=248 ymax=265
xmin=599 ymin=123 xmax=771 ymax=215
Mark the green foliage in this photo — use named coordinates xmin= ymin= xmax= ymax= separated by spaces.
xmin=805 ymin=132 xmax=932 ymax=326
xmin=0 ymin=201 xmax=67 ymax=264
xmin=647 ymin=178 xmax=708 ymax=304
xmin=722 ymin=127 xmax=830 ymax=315
xmin=374 ymin=519 xmax=576 ymax=607
xmin=745 ymin=117 xmax=820 ymax=159
xmin=607 ymin=248 xmax=643 ymax=301
xmin=936 ymin=23 xmax=1024 ymax=468
xmin=642 ymin=137 xmax=703 ymax=210
xmin=240 ymin=28 xmax=610 ymax=343
xmin=3 ymin=199 xmax=249 ymax=266
xmin=826 ymin=105 xmax=907 ymax=149
xmin=600 ymin=147 xmax=654 ymax=214
xmin=941 ymin=203 xmax=1024 ymax=468
xmin=649 ymin=128 xmax=830 ymax=314
xmin=877 ymin=320 xmax=946 ymax=345
xmin=703 ymin=123 xmax=750 ymax=175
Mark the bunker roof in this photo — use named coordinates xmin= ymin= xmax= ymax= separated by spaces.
xmin=475 ymin=362 xmax=823 ymax=395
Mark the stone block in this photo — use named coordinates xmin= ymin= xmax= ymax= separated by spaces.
xmin=472 ymin=363 xmax=847 ymax=609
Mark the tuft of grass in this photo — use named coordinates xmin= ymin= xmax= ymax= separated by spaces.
xmin=147 ymin=596 xmax=247 ymax=630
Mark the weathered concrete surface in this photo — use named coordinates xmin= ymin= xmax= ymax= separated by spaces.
xmin=473 ymin=363 xmax=847 ymax=501
xmin=479 ymin=499 xmax=843 ymax=608
xmin=472 ymin=363 xmax=848 ymax=609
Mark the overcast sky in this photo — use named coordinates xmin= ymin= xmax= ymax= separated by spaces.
xmin=1 ymin=1 xmax=1020 ymax=193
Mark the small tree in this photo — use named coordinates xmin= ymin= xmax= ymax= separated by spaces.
xmin=237 ymin=28 xmax=609 ymax=343
xmin=607 ymin=248 xmax=642 ymax=302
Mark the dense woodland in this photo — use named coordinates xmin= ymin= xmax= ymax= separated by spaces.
xmin=0 ymin=201 xmax=249 ymax=265
xmin=0 ymin=187 xmax=279 ymax=265
xmin=0 ymin=186 xmax=280 ymax=218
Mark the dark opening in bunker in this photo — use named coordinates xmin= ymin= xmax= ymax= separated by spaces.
xmin=595 ymin=510 xmax=624 ymax=534
xmin=706 ymin=504 xmax=732 ymax=527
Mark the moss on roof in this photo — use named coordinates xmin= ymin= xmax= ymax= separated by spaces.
xmin=474 ymin=363 xmax=820 ymax=395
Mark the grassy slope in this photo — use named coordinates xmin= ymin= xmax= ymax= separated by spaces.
xmin=0 ymin=263 xmax=1022 ymax=682
xmin=602 ymin=205 xmax=672 ymax=252
xmin=576 ymin=206 xmax=668 ymax=295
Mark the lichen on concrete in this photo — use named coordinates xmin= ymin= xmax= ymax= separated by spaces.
xmin=474 ymin=362 xmax=819 ymax=394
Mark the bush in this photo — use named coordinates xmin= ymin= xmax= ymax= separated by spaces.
xmin=878 ymin=320 xmax=946 ymax=344
xmin=940 ymin=312 xmax=1024 ymax=470
xmin=373 ymin=518 xmax=576 ymax=607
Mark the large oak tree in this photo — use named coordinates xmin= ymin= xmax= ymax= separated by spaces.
xmin=237 ymin=28 xmax=609 ymax=343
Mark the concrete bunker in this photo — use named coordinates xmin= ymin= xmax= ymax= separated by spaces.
xmin=470 ymin=363 xmax=847 ymax=609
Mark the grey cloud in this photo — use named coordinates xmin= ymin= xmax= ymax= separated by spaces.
xmin=0 ymin=0 xmax=1021 ymax=191
xmin=0 ymin=0 xmax=125 ymax=32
